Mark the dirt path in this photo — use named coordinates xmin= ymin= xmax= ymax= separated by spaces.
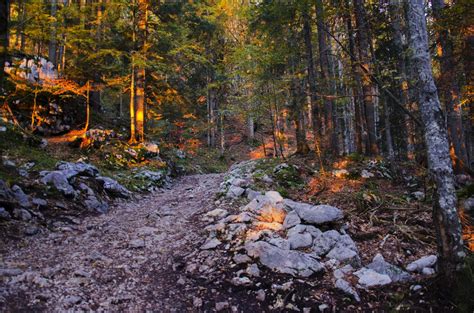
xmin=1 ymin=174 xmax=227 ymax=312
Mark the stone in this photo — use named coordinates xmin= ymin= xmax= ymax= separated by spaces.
xmin=193 ymin=297 xmax=203 ymax=308
xmin=40 ymin=171 xmax=75 ymax=197
xmin=246 ymin=264 xmax=260 ymax=277
xmin=11 ymin=185 xmax=31 ymax=208
xmin=234 ymin=212 xmax=253 ymax=223
xmin=326 ymin=246 xmax=360 ymax=266
xmin=232 ymin=178 xmax=248 ymax=187
xmin=257 ymin=203 xmax=286 ymax=223
xmin=411 ymin=191 xmax=425 ymax=201
xmin=84 ymin=195 xmax=109 ymax=214
xmin=133 ymin=170 xmax=164 ymax=184
xmin=0 ymin=126 xmax=6 ymax=132
xmin=216 ymin=301 xmax=230 ymax=311
xmin=227 ymin=186 xmax=245 ymax=198
xmin=354 ymin=268 xmax=392 ymax=288
xmin=24 ymin=226 xmax=40 ymax=236
xmin=253 ymin=221 xmax=284 ymax=232
xmin=261 ymin=175 xmax=274 ymax=183
xmin=233 ymin=253 xmax=252 ymax=264
xmin=288 ymin=232 xmax=313 ymax=250
xmin=367 ymin=254 xmax=410 ymax=282
xmin=406 ymin=255 xmax=437 ymax=272
xmin=245 ymin=241 xmax=323 ymax=277
xmin=267 ymin=237 xmax=290 ymax=250
xmin=311 ymin=230 xmax=341 ymax=256
xmin=319 ymin=304 xmax=329 ymax=312
xmin=335 ymin=278 xmax=360 ymax=302
xmin=231 ymin=276 xmax=252 ymax=286
xmin=201 ymin=238 xmax=221 ymax=250
xmin=361 ymin=170 xmax=374 ymax=178
xmin=256 ymin=289 xmax=266 ymax=302
xmin=32 ymin=198 xmax=47 ymax=208
xmin=97 ymin=176 xmax=130 ymax=198
xmin=56 ymin=161 xmax=99 ymax=177
xmin=294 ymin=203 xmax=343 ymax=225
xmin=64 ymin=295 xmax=82 ymax=305
xmin=13 ymin=208 xmax=32 ymax=221
xmin=246 ymin=189 xmax=261 ymax=201
xmin=128 ymin=239 xmax=145 ymax=249
xmin=265 ymin=191 xmax=284 ymax=203
xmin=206 ymin=209 xmax=228 ymax=219
xmin=422 ymin=267 xmax=435 ymax=275
xmin=0 ymin=207 xmax=11 ymax=220
xmin=283 ymin=211 xmax=301 ymax=229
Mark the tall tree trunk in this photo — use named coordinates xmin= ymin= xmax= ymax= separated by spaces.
xmin=134 ymin=0 xmax=147 ymax=143
xmin=315 ymin=0 xmax=337 ymax=154
xmin=389 ymin=1 xmax=415 ymax=160
xmin=462 ymin=30 xmax=474 ymax=169
xmin=407 ymin=0 xmax=465 ymax=281
xmin=49 ymin=0 xmax=57 ymax=67
xmin=129 ymin=59 xmax=136 ymax=143
xmin=432 ymin=0 xmax=469 ymax=173
xmin=0 ymin=0 xmax=9 ymax=89
xmin=354 ymin=0 xmax=378 ymax=156
xmin=302 ymin=9 xmax=321 ymax=153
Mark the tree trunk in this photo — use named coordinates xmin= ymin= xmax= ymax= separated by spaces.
xmin=0 ymin=0 xmax=9 ymax=89
xmin=354 ymin=0 xmax=378 ymax=156
xmin=432 ymin=0 xmax=469 ymax=173
xmin=49 ymin=0 xmax=57 ymax=67
xmin=407 ymin=0 xmax=465 ymax=281
xmin=302 ymin=9 xmax=321 ymax=152
xmin=134 ymin=0 xmax=147 ymax=143
xmin=129 ymin=58 xmax=136 ymax=143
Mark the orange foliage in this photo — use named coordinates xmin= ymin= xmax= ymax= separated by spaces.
xmin=460 ymin=209 xmax=474 ymax=252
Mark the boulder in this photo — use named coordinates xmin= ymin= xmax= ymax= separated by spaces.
xmin=265 ymin=191 xmax=284 ymax=203
xmin=283 ymin=211 xmax=301 ymax=229
xmin=406 ymin=255 xmax=437 ymax=272
xmin=326 ymin=246 xmax=360 ymax=266
xmin=96 ymin=176 xmax=130 ymax=198
xmin=294 ymin=204 xmax=343 ymax=225
xmin=367 ymin=254 xmax=410 ymax=282
xmin=56 ymin=161 xmax=99 ymax=177
xmin=246 ymin=189 xmax=262 ymax=201
xmin=40 ymin=171 xmax=75 ymax=197
xmin=227 ymin=186 xmax=245 ymax=198
xmin=245 ymin=241 xmax=324 ymax=277
xmin=354 ymin=268 xmax=392 ymax=288
xmin=288 ymin=232 xmax=313 ymax=250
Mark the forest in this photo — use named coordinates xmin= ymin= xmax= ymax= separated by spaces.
xmin=0 ymin=0 xmax=473 ymax=311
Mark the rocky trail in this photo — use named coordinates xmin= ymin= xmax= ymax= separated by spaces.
xmin=0 ymin=173 xmax=241 ymax=312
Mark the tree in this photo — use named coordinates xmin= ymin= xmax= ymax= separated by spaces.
xmin=0 ymin=0 xmax=9 ymax=89
xmin=406 ymin=0 xmax=465 ymax=280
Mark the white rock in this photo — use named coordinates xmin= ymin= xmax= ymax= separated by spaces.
xmin=421 ymin=267 xmax=435 ymax=275
xmin=200 ymin=238 xmax=222 ymax=250
xmin=283 ymin=211 xmax=301 ymax=229
xmin=354 ymin=268 xmax=392 ymax=288
xmin=246 ymin=264 xmax=260 ymax=277
xmin=335 ymin=278 xmax=360 ymax=302
xmin=288 ymin=232 xmax=313 ymax=250
xmin=227 ymin=186 xmax=245 ymax=198
xmin=205 ymin=209 xmax=228 ymax=219
xmin=265 ymin=191 xmax=283 ymax=203
xmin=406 ymin=255 xmax=437 ymax=272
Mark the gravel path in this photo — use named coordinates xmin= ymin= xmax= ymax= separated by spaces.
xmin=1 ymin=174 xmax=224 ymax=312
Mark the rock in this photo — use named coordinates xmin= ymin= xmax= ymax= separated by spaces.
xmin=133 ymin=170 xmax=165 ymax=184
xmin=84 ymin=195 xmax=109 ymax=214
xmin=231 ymin=178 xmax=248 ymax=187
xmin=333 ymin=169 xmax=349 ymax=178
xmin=265 ymin=191 xmax=283 ymax=203
xmin=261 ymin=175 xmax=274 ymax=183
xmin=257 ymin=204 xmax=286 ymax=223
xmin=335 ymin=278 xmax=360 ymax=302
xmin=267 ymin=237 xmax=290 ymax=250
xmin=128 ymin=239 xmax=145 ymax=249
xmin=0 ymin=180 xmax=14 ymax=200
xmin=326 ymin=246 xmax=360 ymax=266
xmin=406 ymin=255 xmax=437 ymax=272
xmin=319 ymin=304 xmax=329 ymax=312
xmin=227 ymin=186 xmax=245 ymax=198
xmin=361 ymin=170 xmax=374 ymax=178
xmin=411 ymin=191 xmax=425 ymax=201
xmin=246 ymin=263 xmax=260 ymax=277
xmin=463 ymin=197 xmax=474 ymax=214
xmin=24 ymin=226 xmax=40 ymax=236
xmin=256 ymin=289 xmax=266 ymax=302
xmin=288 ymin=232 xmax=313 ymax=250
xmin=63 ymin=295 xmax=82 ymax=306
xmin=253 ymin=221 xmax=284 ymax=231
xmin=136 ymin=226 xmax=158 ymax=236
xmin=410 ymin=284 xmax=422 ymax=292
xmin=367 ymin=254 xmax=410 ymax=282
xmin=231 ymin=276 xmax=252 ymax=286
xmin=246 ymin=189 xmax=261 ymax=201
xmin=246 ymin=241 xmax=323 ymax=277
xmin=234 ymin=212 xmax=253 ymax=223
xmin=11 ymin=185 xmax=31 ymax=208
xmin=56 ymin=161 xmax=99 ymax=177
xmin=32 ymin=198 xmax=48 ymax=208
xmin=422 ymin=267 xmax=435 ymax=275
xmin=193 ymin=297 xmax=203 ymax=308
xmin=354 ymin=268 xmax=392 ymax=288
xmin=200 ymin=238 xmax=221 ymax=250
xmin=142 ymin=142 xmax=160 ymax=155
xmin=13 ymin=208 xmax=32 ymax=221
xmin=206 ymin=209 xmax=228 ymax=219
xmin=333 ymin=264 xmax=354 ymax=279
xmin=295 ymin=204 xmax=343 ymax=225
xmin=0 ymin=126 xmax=6 ymax=132
xmin=2 ymin=159 xmax=16 ymax=169
xmin=283 ymin=211 xmax=301 ymax=229
xmin=40 ymin=171 xmax=75 ymax=197
xmin=215 ymin=301 xmax=230 ymax=311
xmin=97 ymin=176 xmax=130 ymax=198
xmin=0 ymin=207 xmax=11 ymax=220
xmin=311 ymin=230 xmax=341 ymax=256
xmin=233 ymin=254 xmax=252 ymax=264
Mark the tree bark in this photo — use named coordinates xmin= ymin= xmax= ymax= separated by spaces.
xmin=407 ymin=0 xmax=465 ymax=280
xmin=353 ymin=0 xmax=378 ymax=155
xmin=49 ymin=0 xmax=58 ymax=67
xmin=432 ymin=0 xmax=469 ymax=173
xmin=0 ymin=0 xmax=9 ymax=89
xmin=134 ymin=0 xmax=148 ymax=143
